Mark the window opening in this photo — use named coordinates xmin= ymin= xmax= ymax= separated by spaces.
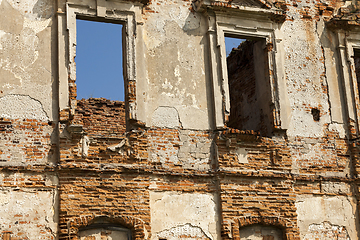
xmin=74 ymin=18 xmax=127 ymax=136
xmin=225 ymin=36 xmax=273 ymax=136
xmin=76 ymin=19 xmax=124 ymax=101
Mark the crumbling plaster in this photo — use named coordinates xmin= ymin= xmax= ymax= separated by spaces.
xmin=0 ymin=95 xmax=54 ymax=165
xmin=149 ymin=129 xmax=213 ymax=170
xmin=296 ymin=195 xmax=358 ymax=240
xmin=279 ymin=0 xmax=349 ymax=140
xmin=0 ymin=189 xmax=58 ymax=240
xmin=239 ymin=225 xmax=283 ymax=240
xmin=150 ymin=191 xmax=220 ymax=240
xmin=0 ymin=0 xmax=54 ymax=120
xmin=79 ymin=228 xmax=129 ymax=240
xmin=144 ymin=0 xmax=211 ymax=130
xmin=0 ymin=95 xmax=49 ymax=121
xmin=282 ymin=14 xmax=331 ymax=138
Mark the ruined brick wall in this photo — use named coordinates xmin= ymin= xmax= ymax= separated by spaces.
xmin=73 ymin=98 xmax=126 ymax=137
xmin=59 ymin=97 xmax=150 ymax=239
xmin=3 ymin=0 xmax=360 ymax=239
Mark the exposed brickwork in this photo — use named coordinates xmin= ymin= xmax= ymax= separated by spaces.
xmin=57 ymin=96 xmax=359 ymax=239
xmin=68 ymin=215 xmax=146 ymax=240
xmin=73 ymin=98 xmax=126 ymax=137
xmin=59 ymin=173 xmax=150 ymax=240
xmin=59 ymin=98 xmax=150 ymax=240
xmin=219 ymin=176 xmax=299 ymax=239
xmin=0 ymin=118 xmax=54 ymax=165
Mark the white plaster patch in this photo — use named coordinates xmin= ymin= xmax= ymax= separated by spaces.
xmin=296 ymin=195 xmax=357 ymax=240
xmin=150 ymin=191 xmax=219 ymax=240
xmin=169 ymin=6 xmax=200 ymax=31
xmin=282 ymin=14 xmax=331 ymax=138
xmin=152 ymin=106 xmax=181 ymax=128
xmin=321 ymin=182 xmax=350 ymax=194
xmin=233 ymin=148 xmax=248 ymax=164
xmin=304 ymin=222 xmax=350 ymax=240
xmin=328 ymin=123 xmax=346 ymax=138
xmin=7 ymin=0 xmax=53 ymax=20
xmin=0 ymin=28 xmax=39 ymax=73
xmin=144 ymin=0 xmax=200 ymax=50
xmin=174 ymin=65 xmax=181 ymax=78
xmin=0 ymin=95 xmax=48 ymax=120
xmin=239 ymin=224 xmax=283 ymax=240
xmin=0 ymin=190 xmax=57 ymax=239
xmin=79 ymin=228 xmax=128 ymax=240
xmin=157 ymin=223 xmax=210 ymax=239
xmin=162 ymin=78 xmax=174 ymax=90
xmin=177 ymin=106 xmax=208 ymax=129
xmin=149 ymin=130 xmax=212 ymax=170
xmin=0 ymin=30 xmax=5 ymax=50
xmin=24 ymin=17 xmax=51 ymax=33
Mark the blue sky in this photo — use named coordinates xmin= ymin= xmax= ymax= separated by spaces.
xmin=75 ymin=20 xmax=243 ymax=101
xmin=76 ymin=19 xmax=124 ymax=101
xmin=225 ymin=37 xmax=244 ymax=56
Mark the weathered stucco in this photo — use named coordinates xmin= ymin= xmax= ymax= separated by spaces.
xmin=296 ymin=195 xmax=358 ymax=239
xmin=0 ymin=0 xmax=54 ymax=120
xmin=79 ymin=228 xmax=129 ymax=240
xmin=150 ymin=191 xmax=219 ymax=239
xmin=144 ymin=0 xmax=210 ymax=130
xmin=0 ymin=188 xmax=57 ymax=239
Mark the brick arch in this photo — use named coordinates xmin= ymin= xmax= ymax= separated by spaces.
xmin=67 ymin=214 xmax=147 ymax=240
xmin=226 ymin=215 xmax=299 ymax=240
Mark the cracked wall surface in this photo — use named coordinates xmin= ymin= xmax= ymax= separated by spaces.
xmin=296 ymin=195 xmax=357 ymax=239
xmin=0 ymin=172 xmax=58 ymax=240
xmin=149 ymin=129 xmax=213 ymax=170
xmin=144 ymin=0 xmax=210 ymax=130
xmin=150 ymin=192 xmax=219 ymax=240
xmin=0 ymin=0 xmax=54 ymax=119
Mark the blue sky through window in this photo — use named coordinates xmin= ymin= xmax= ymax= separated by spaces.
xmin=76 ymin=19 xmax=124 ymax=101
xmin=225 ymin=37 xmax=244 ymax=56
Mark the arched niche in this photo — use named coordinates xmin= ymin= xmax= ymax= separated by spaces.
xmin=239 ymin=224 xmax=283 ymax=240
xmin=78 ymin=219 xmax=131 ymax=240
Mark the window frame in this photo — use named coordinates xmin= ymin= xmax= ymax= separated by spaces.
xmin=207 ymin=10 xmax=288 ymax=132
xmin=58 ymin=0 xmax=142 ymax=124
xmin=338 ymin=31 xmax=360 ymax=136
